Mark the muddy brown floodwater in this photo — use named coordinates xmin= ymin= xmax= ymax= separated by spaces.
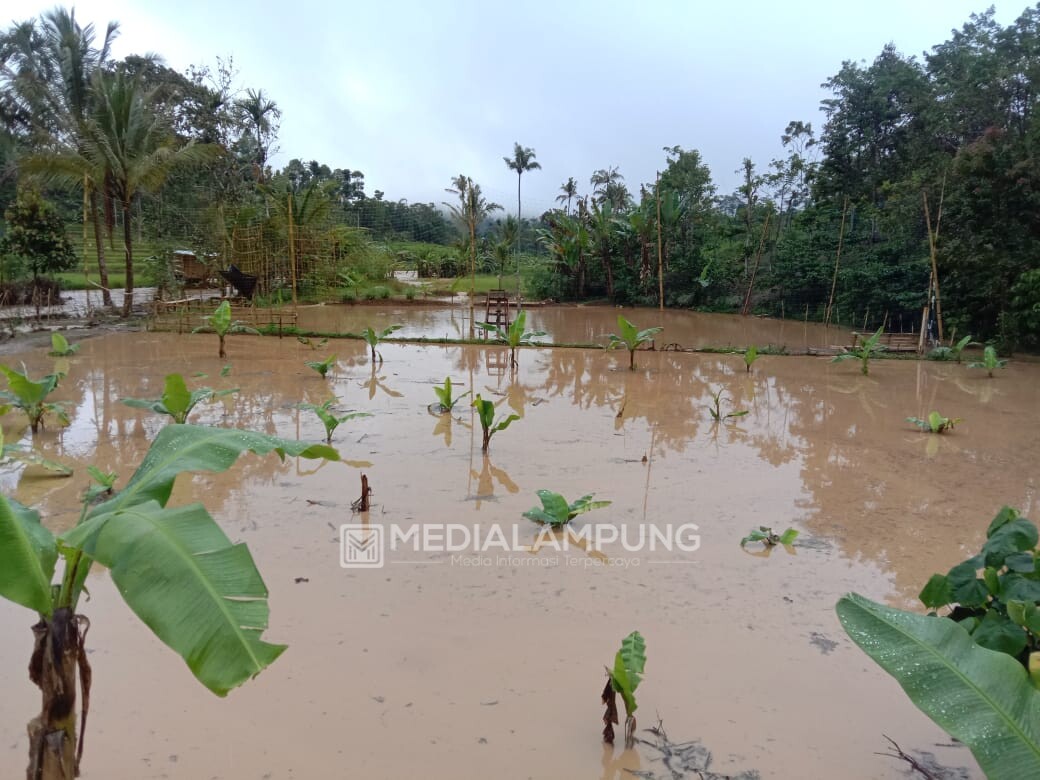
xmin=1 ymin=306 xmax=1037 ymax=779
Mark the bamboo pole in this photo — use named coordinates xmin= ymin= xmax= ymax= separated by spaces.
xmin=82 ymin=174 xmax=92 ymax=316
xmin=824 ymin=196 xmax=849 ymax=327
xmin=288 ymin=193 xmax=298 ymax=308
xmin=923 ymin=178 xmax=946 ymax=343
xmin=656 ymin=172 xmax=664 ymax=311
xmin=740 ymin=211 xmax=771 ymax=316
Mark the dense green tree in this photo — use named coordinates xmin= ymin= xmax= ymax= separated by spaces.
xmin=0 ymin=187 xmax=77 ymax=281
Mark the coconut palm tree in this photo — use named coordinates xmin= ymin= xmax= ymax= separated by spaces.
xmin=555 ymin=176 xmax=578 ymax=214
xmin=503 ymin=142 xmax=540 ymax=299
xmin=443 ymin=175 xmax=501 ymax=328
xmin=2 ymin=9 xmax=120 ymax=306
xmin=236 ymin=88 xmax=279 ymax=183
xmin=25 ymin=71 xmax=219 ymax=316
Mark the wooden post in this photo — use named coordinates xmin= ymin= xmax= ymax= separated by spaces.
xmin=923 ymin=183 xmax=945 ymax=343
xmin=824 ymin=196 xmax=849 ymax=327
xmin=288 ymin=193 xmax=298 ymax=308
xmin=82 ymin=174 xmax=92 ymax=316
xmin=740 ymin=211 xmax=770 ymax=316
xmin=656 ymin=172 xmax=664 ymax=311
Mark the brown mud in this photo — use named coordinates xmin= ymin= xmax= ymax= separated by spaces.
xmin=1 ymin=310 xmax=1036 ymax=778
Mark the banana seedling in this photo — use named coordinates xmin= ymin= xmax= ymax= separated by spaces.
xmin=522 ymin=490 xmax=610 ymax=527
xmin=906 ymin=411 xmax=961 ymax=434
xmin=121 ymin=373 xmax=238 ymax=424
xmin=475 ymin=310 xmax=546 ymax=369
xmin=743 ymin=345 xmax=759 ymax=373
xmin=472 ymin=394 xmax=519 ymax=453
xmin=305 ymin=354 xmax=337 ymax=379
xmin=48 ymin=333 xmax=80 ymax=357
xmin=361 ymin=324 xmax=403 ymax=363
xmin=740 ymin=526 xmax=799 ymax=549
xmin=297 ymin=336 xmax=329 ymax=350
xmin=831 ymin=325 xmax=885 ymax=375
xmin=707 ymin=387 xmax=748 ymax=422
xmin=192 ymin=300 xmax=259 ymax=359
xmin=606 ymin=316 xmax=662 ymax=370
xmin=602 ymin=631 xmax=647 ymax=748
xmin=0 ymin=364 xmax=68 ymax=434
xmin=969 ymin=345 xmax=1008 ymax=377
xmin=298 ymin=399 xmax=371 ymax=444
xmin=431 ymin=376 xmax=470 ymax=413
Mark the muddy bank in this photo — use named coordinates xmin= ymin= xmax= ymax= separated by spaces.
xmin=2 ymin=327 xmax=1033 ymax=778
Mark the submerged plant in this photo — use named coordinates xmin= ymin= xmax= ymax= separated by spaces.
xmin=298 ymin=399 xmax=371 ymax=443
xmin=928 ymin=334 xmax=974 ymax=362
xmin=472 ymin=394 xmax=519 ymax=453
xmin=48 ymin=332 xmax=79 ymax=357
xmin=476 ymin=310 xmax=546 ymax=368
xmin=0 ymin=424 xmax=338 ymax=778
xmin=707 ymin=387 xmax=748 ymax=422
xmin=969 ymin=345 xmax=1008 ymax=377
xmin=360 ymin=324 xmax=403 ymax=363
xmin=831 ymin=325 xmax=885 ymax=375
xmin=431 ymin=376 xmax=470 ymax=413
xmin=84 ymin=465 xmax=118 ymax=502
xmin=193 ymin=300 xmax=259 ymax=359
xmin=743 ymin=345 xmax=759 ymax=373
xmin=606 ymin=315 xmax=662 ymax=370
xmin=837 ymin=507 xmax=1040 ymax=779
xmin=906 ymin=411 xmax=961 ymax=434
xmin=601 ymin=630 xmax=647 ymax=748
xmin=122 ymin=373 xmax=237 ymax=424
xmin=296 ymin=335 xmax=329 ymax=350
xmin=0 ymin=364 xmax=68 ymax=434
xmin=740 ymin=526 xmax=798 ymax=548
xmin=305 ymin=354 xmax=337 ymax=379
xmin=522 ymin=490 xmax=610 ymax=527
xmin=0 ymin=428 xmax=71 ymax=475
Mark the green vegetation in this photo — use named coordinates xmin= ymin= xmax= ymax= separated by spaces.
xmin=906 ymin=411 xmax=961 ymax=434
xmin=297 ymin=399 xmax=371 ymax=444
xmin=741 ymin=526 xmax=798 ymax=548
xmin=743 ymin=345 xmax=759 ymax=372
xmin=472 ymin=394 xmax=519 ymax=453
xmin=476 ymin=310 xmax=546 ymax=368
xmin=431 ymin=377 xmax=470 ymax=413
xmin=193 ymin=301 xmax=259 ymax=359
xmin=0 ymin=428 xmax=71 ymax=475
xmin=360 ymin=324 xmax=402 ymax=362
xmin=121 ymin=373 xmax=237 ymax=424
xmin=707 ymin=387 xmax=748 ymax=422
xmin=838 ymin=507 xmax=1040 ymax=779
xmin=606 ymin=316 xmax=662 ymax=370
xmin=969 ymin=345 xmax=1008 ymax=377
xmin=601 ymin=631 xmax=646 ymax=749
xmin=831 ymin=326 xmax=884 ymax=375
xmin=48 ymin=333 xmax=79 ymax=357
xmin=522 ymin=490 xmax=610 ymax=528
xmin=0 ymin=364 xmax=68 ymax=434
xmin=929 ymin=334 xmax=974 ymax=362
xmin=305 ymin=354 xmax=337 ymax=379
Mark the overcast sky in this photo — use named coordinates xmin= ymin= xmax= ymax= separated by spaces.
xmin=11 ymin=1 xmax=1026 ymax=215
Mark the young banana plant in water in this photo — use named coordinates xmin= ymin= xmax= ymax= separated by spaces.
xmin=743 ymin=345 xmax=759 ymax=373
xmin=740 ymin=526 xmax=799 ymax=548
xmin=0 ymin=364 xmax=68 ymax=434
xmin=472 ymin=394 xmax=519 ymax=453
xmin=707 ymin=387 xmax=748 ymax=422
xmin=969 ymin=345 xmax=1008 ymax=377
xmin=831 ymin=325 xmax=885 ymax=375
xmin=906 ymin=411 xmax=962 ymax=434
xmin=929 ymin=334 xmax=974 ymax=362
xmin=296 ymin=336 xmax=329 ymax=350
xmin=606 ymin=316 xmax=663 ymax=370
xmin=305 ymin=354 xmax=337 ymax=379
xmin=361 ymin=324 xmax=403 ymax=363
xmin=475 ymin=310 xmax=546 ymax=369
xmin=121 ymin=374 xmax=238 ymax=424
xmin=601 ymin=631 xmax=647 ymax=748
xmin=431 ymin=376 xmax=470 ymax=413
xmin=0 ymin=425 xmax=338 ymax=778
xmin=192 ymin=300 xmax=259 ymax=359
xmin=522 ymin=490 xmax=610 ymax=527
xmin=48 ymin=332 xmax=80 ymax=357
xmin=297 ymin=399 xmax=371 ymax=443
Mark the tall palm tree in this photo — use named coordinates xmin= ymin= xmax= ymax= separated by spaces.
xmin=590 ymin=166 xmax=630 ymax=209
xmin=236 ymin=88 xmax=279 ymax=183
xmin=3 ymin=9 xmax=120 ymax=306
xmin=443 ymin=175 xmax=501 ymax=329
xmin=555 ymin=176 xmax=578 ymax=214
xmin=503 ymin=142 xmax=540 ymax=299
xmin=26 ymin=72 xmax=219 ymax=316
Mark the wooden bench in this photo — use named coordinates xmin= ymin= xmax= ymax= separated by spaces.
xmin=850 ymin=331 xmax=921 ymax=353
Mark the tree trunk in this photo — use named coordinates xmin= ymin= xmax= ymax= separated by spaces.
xmin=27 ymin=608 xmax=89 ymax=780
xmin=601 ymin=249 xmax=614 ymax=300
xmin=120 ymin=199 xmax=133 ymax=318
xmin=89 ymin=191 xmax=113 ymax=308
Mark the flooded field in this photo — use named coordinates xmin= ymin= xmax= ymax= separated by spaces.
xmin=1 ymin=306 xmax=1037 ymax=779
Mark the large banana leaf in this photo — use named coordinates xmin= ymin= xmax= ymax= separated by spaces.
xmin=87 ymin=424 xmax=338 ymax=520
xmin=837 ymin=592 xmax=1040 ymax=778
xmin=0 ymin=494 xmax=56 ymax=615
xmin=70 ymin=500 xmax=285 ymax=696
